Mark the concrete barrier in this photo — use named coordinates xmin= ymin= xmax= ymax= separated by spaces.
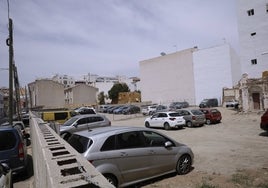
xmin=29 ymin=111 xmax=114 ymax=188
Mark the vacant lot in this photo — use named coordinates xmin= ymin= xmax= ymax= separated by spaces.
xmin=106 ymin=107 xmax=268 ymax=188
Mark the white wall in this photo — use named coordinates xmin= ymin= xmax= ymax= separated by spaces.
xmin=140 ymin=48 xmax=197 ymax=105
xmin=237 ymin=0 xmax=268 ymax=78
xmin=193 ymin=44 xmax=236 ymax=105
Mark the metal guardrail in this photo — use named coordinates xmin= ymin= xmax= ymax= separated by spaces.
xmin=29 ymin=111 xmax=114 ymax=188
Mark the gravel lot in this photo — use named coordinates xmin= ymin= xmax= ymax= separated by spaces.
xmin=14 ymin=107 xmax=268 ymax=188
xmin=106 ymin=107 xmax=268 ymax=188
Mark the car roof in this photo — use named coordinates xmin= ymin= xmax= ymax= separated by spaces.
xmin=72 ymin=126 xmax=152 ymax=138
xmin=73 ymin=114 xmax=105 ymax=118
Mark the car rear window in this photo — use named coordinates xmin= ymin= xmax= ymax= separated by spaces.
xmin=191 ymin=110 xmax=204 ymax=115
xmin=211 ymin=109 xmax=220 ymax=113
xmin=169 ymin=113 xmax=181 ymax=117
xmin=0 ymin=131 xmax=17 ymax=151
xmin=68 ymin=134 xmax=92 ymax=153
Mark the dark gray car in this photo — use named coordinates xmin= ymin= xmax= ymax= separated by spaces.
xmin=67 ymin=126 xmax=194 ymax=188
xmin=60 ymin=114 xmax=111 ymax=140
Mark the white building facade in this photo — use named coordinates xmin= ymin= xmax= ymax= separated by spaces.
xmin=237 ymin=0 xmax=268 ymax=78
xmin=193 ymin=44 xmax=241 ymax=105
xmin=140 ymin=48 xmax=197 ymax=105
xmin=139 ymin=44 xmax=240 ymax=106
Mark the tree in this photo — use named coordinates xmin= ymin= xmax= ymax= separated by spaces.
xmin=108 ymin=83 xmax=130 ymax=104
xmin=98 ymin=91 xmax=105 ymax=105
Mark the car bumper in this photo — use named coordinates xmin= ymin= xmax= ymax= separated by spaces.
xmin=260 ymin=122 xmax=268 ymax=131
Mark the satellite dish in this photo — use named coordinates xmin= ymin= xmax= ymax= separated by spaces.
xmin=160 ymin=52 xmax=166 ymax=56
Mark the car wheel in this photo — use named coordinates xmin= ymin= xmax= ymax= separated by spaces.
xmin=104 ymin=174 xmax=118 ymax=187
xmin=164 ymin=122 xmax=170 ymax=130
xmin=61 ymin=132 xmax=71 ymax=141
xmin=206 ymin=119 xmax=211 ymax=125
xmin=186 ymin=121 xmax=193 ymax=127
xmin=176 ymin=154 xmax=192 ymax=175
xmin=145 ymin=121 xmax=150 ymax=128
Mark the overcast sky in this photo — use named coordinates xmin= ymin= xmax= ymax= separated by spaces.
xmin=0 ymin=0 xmax=239 ymax=87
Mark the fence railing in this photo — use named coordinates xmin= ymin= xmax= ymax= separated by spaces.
xmin=29 ymin=111 xmax=114 ymax=188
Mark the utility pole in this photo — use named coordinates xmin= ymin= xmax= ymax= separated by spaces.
xmin=7 ymin=18 xmax=14 ymax=125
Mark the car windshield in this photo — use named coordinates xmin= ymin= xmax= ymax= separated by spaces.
xmin=62 ymin=117 xmax=79 ymax=126
xmin=191 ymin=110 xmax=204 ymax=115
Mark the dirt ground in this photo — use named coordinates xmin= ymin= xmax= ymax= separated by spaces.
xmin=106 ymin=107 xmax=268 ymax=188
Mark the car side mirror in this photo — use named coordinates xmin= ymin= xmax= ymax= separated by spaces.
xmin=0 ymin=163 xmax=11 ymax=174
xmin=74 ymin=122 xmax=78 ymax=128
xmin=164 ymin=141 xmax=173 ymax=148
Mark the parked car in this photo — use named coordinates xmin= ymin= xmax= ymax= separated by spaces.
xmin=122 ymin=105 xmax=140 ymax=115
xmin=199 ymin=98 xmax=218 ymax=108
xmin=0 ymin=163 xmax=12 ymax=188
xmin=154 ymin=105 xmax=168 ymax=114
xmin=225 ymin=100 xmax=239 ymax=108
xmin=260 ymin=109 xmax=268 ymax=132
xmin=67 ymin=126 xmax=194 ymax=187
xmin=176 ymin=109 xmax=206 ymax=127
xmin=1 ymin=121 xmax=27 ymax=136
xmin=199 ymin=108 xmax=222 ymax=125
xmin=42 ymin=110 xmax=77 ymax=124
xmin=74 ymin=107 xmax=96 ymax=115
xmin=107 ymin=106 xmax=123 ymax=114
xmin=60 ymin=114 xmax=111 ymax=140
xmin=141 ymin=104 xmax=158 ymax=115
xmin=0 ymin=126 xmax=30 ymax=175
xmin=144 ymin=111 xmax=185 ymax=130
xmin=98 ymin=105 xmax=110 ymax=113
xmin=113 ymin=106 xmax=129 ymax=114
xmin=169 ymin=101 xmax=189 ymax=110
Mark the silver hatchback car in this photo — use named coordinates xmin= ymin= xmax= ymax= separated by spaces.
xmin=67 ymin=126 xmax=194 ymax=188
xmin=60 ymin=114 xmax=111 ymax=140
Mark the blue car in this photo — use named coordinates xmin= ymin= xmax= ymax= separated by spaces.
xmin=0 ymin=126 xmax=30 ymax=175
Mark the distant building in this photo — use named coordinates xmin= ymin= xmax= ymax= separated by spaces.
xmin=64 ymin=84 xmax=98 ymax=108
xmin=28 ymin=79 xmax=65 ymax=109
xmin=52 ymin=74 xmax=75 ymax=88
xmin=237 ymin=0 xmax=268 ymax=78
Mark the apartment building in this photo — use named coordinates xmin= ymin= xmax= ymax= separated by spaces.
xmin=28 ymin=79 xmax=65 ymax=109
xmin=64 ymin=84 xmax=98 ymax=108
xmin=237 ymin=0 xmax=268 ymax=78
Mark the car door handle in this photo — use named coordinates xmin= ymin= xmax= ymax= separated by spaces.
xmin=120 ymin=152 xmax=128 ymax=157
xmin=149 ymin=150 xmax=155 ymax=154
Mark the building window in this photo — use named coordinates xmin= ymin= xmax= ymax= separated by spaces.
xmin=266 ymin=4 xmax=268 ymax=12
xmin=251 ymin=32 xmax=256 ymax=36
xmin=251 ymin=59 xmax=257 ymax=65
xmin=247 ymin=9 xmax=254 ymax=16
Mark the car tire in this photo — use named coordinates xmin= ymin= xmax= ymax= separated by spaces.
xmin=176 ymin=154 xmax=192 ymax=175
xmin=104 ymin=174 xmax=118 ymax=187
xmin=206 ymin=119 xmax=211 ymax=125
xmin=145 ymin=122 xmax=150 ymax=128
xmin=164 ymin=122 xmax=171 ymax=130
xmin=186 ymin=121 xmax=193 ymax=127
xmin=61 ymin=132 xmax=71 ymax=141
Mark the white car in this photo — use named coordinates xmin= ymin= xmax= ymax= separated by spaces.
xmin=144 ymin=111 xmax=185 ymax=130
xmin=141 ymin=105 xmax=157 ymax=115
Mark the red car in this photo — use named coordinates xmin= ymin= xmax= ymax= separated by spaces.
xmin=199 ymin=108 xmax=222 ymax=125
xmin=260 ymin=109 xmax=268 ymax=132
